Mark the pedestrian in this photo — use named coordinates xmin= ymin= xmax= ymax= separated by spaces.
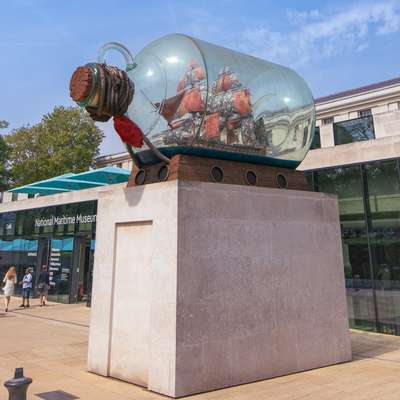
xmin=2 ymin=266 xmax=17 ymax=312
xmin=37 ymin=265 xmax=50 ymax=307
xmin=19 ymin=267 xmax=33 ymax=308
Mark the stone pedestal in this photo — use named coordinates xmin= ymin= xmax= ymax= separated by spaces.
xmin=88 ymin=180 xmax=351 ymax=398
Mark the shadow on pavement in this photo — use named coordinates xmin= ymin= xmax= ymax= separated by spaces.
xmin=35 ymin=390 xmax=79 ymax=399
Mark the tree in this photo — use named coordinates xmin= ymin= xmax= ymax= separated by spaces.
xmin=0 ymin=120 xmax=10 ymax=190
xmin=0 ymin=120 xmax=9 ymax=129
xmin=6 ymin=107 xmax=104 ymax=187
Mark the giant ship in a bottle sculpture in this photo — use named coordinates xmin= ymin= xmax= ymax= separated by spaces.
xmin=70 ymin=34 xmax=315 ymax=188
xmin=72 ymin=35 xmax=352 ymax=399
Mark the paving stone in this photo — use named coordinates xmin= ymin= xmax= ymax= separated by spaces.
xmin=0 ymin=300 xmax=400 ymax=399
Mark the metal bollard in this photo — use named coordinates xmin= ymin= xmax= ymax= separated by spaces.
xmin=4 ymin=368 xmax=32 ymax=400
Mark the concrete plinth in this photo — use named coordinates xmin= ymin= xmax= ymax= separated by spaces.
xmin=88 ymin=180 xmax=351 ymax=398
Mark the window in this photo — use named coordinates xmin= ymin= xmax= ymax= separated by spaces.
xmin=358 ymin=109 xmax=372 ymax=118
xmin=11 ymin=193 xmax=18 ymax=202
xmin=310 ymin=126 xmax=321 ymax=149
xmin=310 ymin=159 xmax=400 ymax=335
xmin=116 ymin=162 xmax=123 ymax=168
xmin=28 ymin=193 xmax=34 ymax=199
xmin=364 ymin=161 xmax=400 ymax=334
xmin=322 ymin=116 xmax=334 ymax=125
xmin=315 ymin=165 xmax=375 ymax=331
xmin=333 ymin=115 xmax=375 ymax=145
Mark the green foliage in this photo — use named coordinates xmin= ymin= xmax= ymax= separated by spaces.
xmin=6 ymin=106 xmax=104 ymax=187
xmin=0 ymin=120 xmax=11 ymax=190
xmin=0 ymin=134 xmax=10 ymax=191
xmin=0 ymin=120 xmax=9 ymax=129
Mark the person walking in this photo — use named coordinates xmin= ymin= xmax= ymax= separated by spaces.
xmin=2 ymin=266 xmax=17 ymax=312
xmin=19 ymin=267 xmax=33 ymax=308
xmin=37 ymin=265 xmax=50 ymax=307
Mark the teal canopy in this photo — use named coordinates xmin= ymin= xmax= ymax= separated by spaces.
xmin=8 ymin=166 xmax=130 ymax=196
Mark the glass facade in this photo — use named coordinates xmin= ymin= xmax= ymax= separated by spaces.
xmin=309 ymin=160 xmax=400 ymax=335
xmin=333 ymin=115 xmax=375 ymax=145
xmin=0 ymin=201 xmax=97 ymax=304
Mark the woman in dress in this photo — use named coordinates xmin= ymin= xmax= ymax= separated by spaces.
xmin=3 ymin=266 xmax=17 ymax=312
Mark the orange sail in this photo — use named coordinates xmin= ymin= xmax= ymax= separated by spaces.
xmin=233 ymin=89 xmax=252 ymax=116
xmin=176 ymin=89 xmax=205 ymax=117
xmin=215 ymin=74 xmax=233 ymax=93
xmin=204 ymin=113 xmax=221 ymax=139
xmin=158 ymin=91 xmax=185 ymax=123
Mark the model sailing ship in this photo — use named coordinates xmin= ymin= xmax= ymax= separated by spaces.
xmin=152 ymin=61 xmax=266 ymax=156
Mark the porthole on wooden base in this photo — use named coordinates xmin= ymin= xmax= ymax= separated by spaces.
xmin=135 ymin=169 xmax=146 ymax=185
xmin=245 ymin=170 xmax=257 ymax=186
xmin=157 ymin=165 xmax=169 ymax=181
xmin=276 ymin=173 xmax=288 ymax=188
xmin=210 ymin=166 xmax=224 ymax=183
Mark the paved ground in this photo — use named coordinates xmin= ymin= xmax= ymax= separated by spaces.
xmin=1 ymin=298 xmax=400 ymax=399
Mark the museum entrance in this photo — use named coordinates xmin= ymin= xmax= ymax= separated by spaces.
xmin=70 ymin=235 xmax=93 ymax=304
xmin=35 ymin=235 xmax=94 ymax=304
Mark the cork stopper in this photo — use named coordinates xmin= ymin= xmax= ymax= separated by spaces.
xmin=69 ymin=66 xmax=94 ymax=103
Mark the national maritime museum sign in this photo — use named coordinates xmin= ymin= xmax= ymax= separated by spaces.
xmin=34 ymin=213 xmax=96 ymax=228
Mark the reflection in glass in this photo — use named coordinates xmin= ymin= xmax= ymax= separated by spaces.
xmin=334 ymin=116 xmax=375 ymax=145
xmin=365 ymin=161 xmax=400 ymax=334
xmin=48 ymin=237 xmax=73 ymax=303
xmin=316 ymin=166 xmax=377 ymax=331
xmin=311 ymin=160 xmax=400 ymax=335
xmin=0 ymin=238 xmax=38 ymax=296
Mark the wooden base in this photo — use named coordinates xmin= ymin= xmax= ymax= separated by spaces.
xmin=127 ymin=154 xmax=309 ymax=191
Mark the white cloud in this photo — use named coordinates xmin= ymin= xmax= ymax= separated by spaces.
xmin=357 ymin=43 xmax=369 ymax=52
xmin=286 ymin=9 xmax=322 ymax=25
xmin=180 ymin=1 xmax=400 ymax=68
xmin=235 ymin=1 xmax=400 ymax=66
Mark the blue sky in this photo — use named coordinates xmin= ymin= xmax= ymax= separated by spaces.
xmin=1 ymin=0 xmax=399 ymax=154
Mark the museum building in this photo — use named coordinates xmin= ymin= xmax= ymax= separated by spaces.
xmin=1 ymin=77 xmax=400 ymax=336
xmin=0 ymin=167 xmax=130 ymax=304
